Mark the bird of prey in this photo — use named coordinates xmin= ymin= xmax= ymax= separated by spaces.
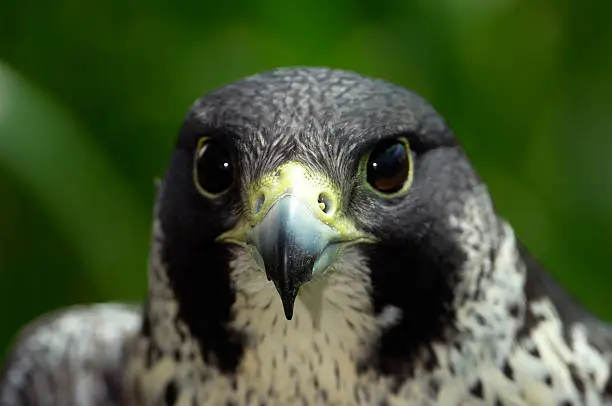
xmin=2 ymin=67 xmax=612 ymax=406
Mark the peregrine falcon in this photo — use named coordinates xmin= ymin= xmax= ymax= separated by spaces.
xmin=2 ymin=67 xmax=612 ymax=406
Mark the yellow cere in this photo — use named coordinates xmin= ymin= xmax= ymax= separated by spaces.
xmin=217 ymin=161 xmax=374 ymax=245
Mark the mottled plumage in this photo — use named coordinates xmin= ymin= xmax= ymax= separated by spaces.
xmin=2 ymin=67 xmax=612 ymax=406
xmin=0 ymin=304 xmax=140 ymax=405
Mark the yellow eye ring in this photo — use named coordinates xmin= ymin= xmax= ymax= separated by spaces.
xmin=362 ymin=137 xmax=413 ymax=197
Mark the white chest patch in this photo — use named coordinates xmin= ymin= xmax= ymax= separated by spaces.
xmin=223 ymin=247 xmax=398 ymax=405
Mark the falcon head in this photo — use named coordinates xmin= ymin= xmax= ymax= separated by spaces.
xmin=148 ymin=67 xmax=509 ymax=374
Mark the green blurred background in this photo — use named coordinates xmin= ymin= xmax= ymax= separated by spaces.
xmin=1 ymin=0 xmax=612 ymax=362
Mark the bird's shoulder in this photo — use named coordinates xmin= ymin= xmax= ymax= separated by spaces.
xmin=0 ymin=303 xmax=142 ymax=406
xmin=499 ymin=242 xmax=612 ymax=403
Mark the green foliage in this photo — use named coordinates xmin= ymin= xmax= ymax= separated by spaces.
xmin=2 ymin=0 xmax=612 ymax=360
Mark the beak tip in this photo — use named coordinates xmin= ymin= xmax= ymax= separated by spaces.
xmin=283 ymin=306 xmax=294 ymax=320
xmin=278 ymin=288 xmax=297 ymax=320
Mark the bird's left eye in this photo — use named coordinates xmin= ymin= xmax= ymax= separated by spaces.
xmin=193 ymin=137 xmax=234 ymax=196
xmin=366 ymin=138 xmax=412 ymax=195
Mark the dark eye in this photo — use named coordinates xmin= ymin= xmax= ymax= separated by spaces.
xmin=194 ymin=138 xmax=234 ymax=195
xmin=366 ymin=138 xmax=411 ymax=194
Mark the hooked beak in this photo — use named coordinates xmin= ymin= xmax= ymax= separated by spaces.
xmin=248 ymin=194 xmax=342 ymax=319
xmin=217 ymin=162 xmax=373 ymax=320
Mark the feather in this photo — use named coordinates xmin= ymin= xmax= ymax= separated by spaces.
xmin=0 ymin=303 xmax=141 ymax=406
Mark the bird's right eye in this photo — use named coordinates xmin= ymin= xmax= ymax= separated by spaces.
xmin=365 ymin=137 xmax=413 ymax=196
xmin=193 ymin=137 xmax=234 ymax=196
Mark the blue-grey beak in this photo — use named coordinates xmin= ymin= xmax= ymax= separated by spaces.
xmin=248 ymin=195 xmax=342 ymax=319
xmin=216 ymin=162 xmax=374 ymax=320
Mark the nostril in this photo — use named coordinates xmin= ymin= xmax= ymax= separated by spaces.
xmin=318 ymin=193 xmax=333 ymax=214
xmin=254 ymin=194 xmax=265 ymax=214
